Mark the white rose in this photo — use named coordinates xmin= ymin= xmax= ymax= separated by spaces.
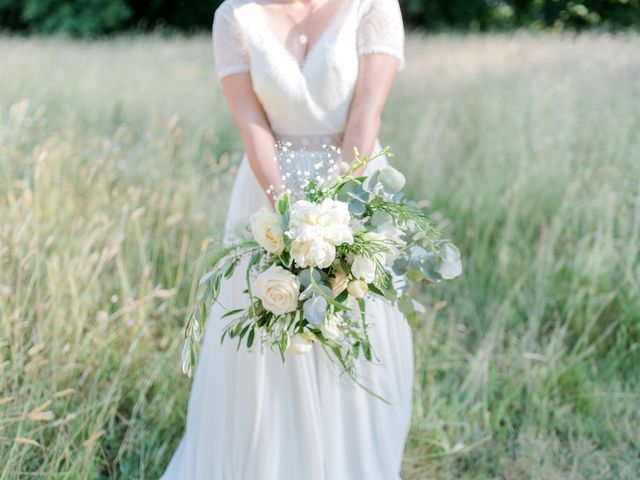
xmin=329 ymin=269 xmax=349 ymax=297
xmin=290 ymin=237 xmax=336 ymax=269
xmin=254 ymin=265 xmax=300 ymax=315
xmin=250 ymin=206 xmax=285 ymax=255
xmin=320 ymin=314 xmax=344 ymax=342
xmin=347 ymin=279 xmax=368 ymax=299
xmin=350 ymin=255 xmax=376 ymax=283
xmin=288 ymin=332 xmax=316 ymax=355
xmin=287 ymin=199 xmax=353 ymax=268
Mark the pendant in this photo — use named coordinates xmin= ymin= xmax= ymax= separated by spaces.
xmin=298 ymin=33 xmax=308 ymax=45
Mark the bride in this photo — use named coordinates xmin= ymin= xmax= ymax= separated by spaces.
xmin=162 ymin=0 xmax=412 ymax=478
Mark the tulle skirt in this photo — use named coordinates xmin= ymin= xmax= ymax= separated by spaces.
xmin=162 ymin=143 xmax=414 ymax=480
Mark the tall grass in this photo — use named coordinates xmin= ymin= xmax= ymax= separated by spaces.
xmin=1 ymin=33 xmax=639 ymax=479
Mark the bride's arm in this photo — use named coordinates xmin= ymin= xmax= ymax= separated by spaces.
xmin=220 ymin=73 xmax=282 ymax=207
xmin=341 ymin=54 xmax=399 ymax=174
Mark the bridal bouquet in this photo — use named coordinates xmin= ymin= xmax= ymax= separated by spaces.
xmin=181 ymin=148 xmax=462 ymax=390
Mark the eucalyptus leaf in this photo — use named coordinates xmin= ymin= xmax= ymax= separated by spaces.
xmin=362 ymin=170 xmax=381 ymax=193
xmin=435 ymin=242 xmax=463 ymax=279
xmin=421 ymin=258 xmax=443 ymax=283
xmin=392 ymin=257 xmax=408 ymax=276
xmin=435 ymin=258 xmax=462 ymax=280
xmin=349 ymin=200 xmax=366 ymax=216
xmin=409 ymin=245 xmax=429 ymax=261
xmin=298 ymin=268 xmax=322 ymax=289
xmin=347 ymin=188 xmax=371 ymax=203
xmin=371 ymin=210 xmax=391 ymax=226
xmin=303 ymin=295 xmax=328 ymax=325
xmin=336 ymin=179 xmax=361 ymax=202
xmin=397 ymin=295 xmax=415 ymax=316
xmin=379 ymin=166 xmax=406 ymax=194
xmin=439 ymin=242 xmax=462 ymax=261
xmin=298 ymin=284 xmax=314 ymax=302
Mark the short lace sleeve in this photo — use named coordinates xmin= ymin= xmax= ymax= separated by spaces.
xmin=212 ymin=4 xmax=251 ymax=81
xmin=356 ymin=0 xmax=406 ymax=71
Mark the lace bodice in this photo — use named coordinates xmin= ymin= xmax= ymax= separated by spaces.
xmin=212 ymin=0 xmax=405 ymax=137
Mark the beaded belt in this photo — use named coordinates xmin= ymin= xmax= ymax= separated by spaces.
xmin=272 ymin=133 xmax=345 ymax=199
xmin=274 ymin=132 xmax=344 ymax=151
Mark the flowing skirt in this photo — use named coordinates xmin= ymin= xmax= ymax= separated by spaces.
xmin=162 ymin=143 xmax=414 ymax=480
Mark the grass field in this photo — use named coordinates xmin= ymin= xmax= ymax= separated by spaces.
xmin=1 ymin=32 xmax=639 ymax=479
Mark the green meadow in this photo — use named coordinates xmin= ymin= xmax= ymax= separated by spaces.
xmin=0 ymin=33 xmax=638 ymax=479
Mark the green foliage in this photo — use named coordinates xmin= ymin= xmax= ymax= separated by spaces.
xmin=0 ymin=0 xmax=639 ymax=35
xmin=402 ymin=0 xmax=640 ymax=30
xmin=1 ymin=0 xmax=132 ymax=35
xmin=509 ymin=0 xmax=640 ymax=29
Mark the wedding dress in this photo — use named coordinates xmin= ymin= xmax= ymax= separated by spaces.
xmin=162 ymin=0 xmax=413 ymax=478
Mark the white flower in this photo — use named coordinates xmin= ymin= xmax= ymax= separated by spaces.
xmin=347 ymin=279 xmax=368 ymax=298
xmin=320 ymin=314 xmax=344 ymax=342
xmin=250 ymin=206 xmax=285 ymax=255
xmin=287 ymin=198 xmax=353 ymax=268
xmin=290 ymin=239 xmax=336 ymax=270
xmin=350 ymin=255 xmax=377 ymax=283
xmin=254 ymin=265 xmax=300 ymax=315
xmin=329 ymin=269 xmax=349 ymax=297
xmin=288 ymin=332 xmax=316 ymax=355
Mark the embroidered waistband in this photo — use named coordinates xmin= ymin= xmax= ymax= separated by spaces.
xmin=274 ymin=132 xmax=344 ymax=151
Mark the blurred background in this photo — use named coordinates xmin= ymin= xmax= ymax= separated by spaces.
xmin=1 ymin=1 xmax=639 ymax=479
xmin=1 ymin=0 xmax=640 ymax=34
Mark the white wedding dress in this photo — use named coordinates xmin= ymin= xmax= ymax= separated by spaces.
xmin=162 ymin=0 xmax=413 ymax=478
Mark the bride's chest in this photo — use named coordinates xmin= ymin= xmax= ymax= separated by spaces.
xmin=238 ymin=8 xmax=361 ymax=108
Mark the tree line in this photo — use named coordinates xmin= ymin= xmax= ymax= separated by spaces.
xmin=0 ymin=0 xmax=638 ymax=36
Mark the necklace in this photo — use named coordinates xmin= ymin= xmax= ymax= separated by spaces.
xmin=281 ymin=0 xmax=319 ymax=46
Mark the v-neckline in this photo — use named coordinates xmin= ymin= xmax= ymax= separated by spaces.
xmin=257 ymin=0 xmax=352 ymax=73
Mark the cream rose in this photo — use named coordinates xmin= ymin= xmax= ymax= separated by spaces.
xmin=350 ymin=255 xmax=377 ymax=283
xmin=250 ymin=206 xmax=285 ymax=255
xmin=347 ymin=279 xmax=368 ymax=299
xmin=288 ymin=332 xmax=316 ymax=355
xmin=254 ymin=265 xmax=300 ymax=315
xmin=287 ymin=198 xmax=353 ymax=268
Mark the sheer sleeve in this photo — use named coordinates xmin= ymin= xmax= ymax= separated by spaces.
xmin=356 ymin=0 xmax=406 ymax=71
xmin=212 ymin=4 xmax=251 ymax=82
